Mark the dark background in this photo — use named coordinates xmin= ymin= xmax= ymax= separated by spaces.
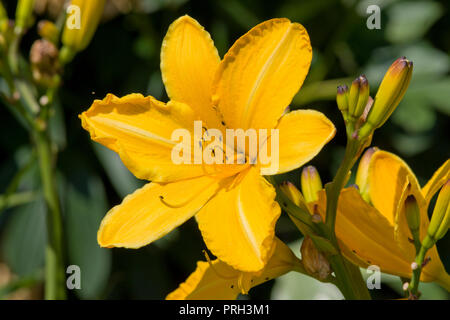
xmin=0 ymin=0 xmax=449 ymax=299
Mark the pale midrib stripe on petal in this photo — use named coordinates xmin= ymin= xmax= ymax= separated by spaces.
xmin=236 ymin=192 xmax=261 ymax=261
xmin=242 ymin=24 xmax=293 ymax=128
xmin=91 ymin=116 xmax=177 ymax=147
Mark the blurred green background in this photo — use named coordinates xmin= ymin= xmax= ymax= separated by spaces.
xmin=0 ymin=0 xmax=449 ymax=299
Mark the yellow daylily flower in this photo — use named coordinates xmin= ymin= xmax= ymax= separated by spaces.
xmin=166 ymin=238 xmax=301 ymax=300
xmin=80 ymin=15 xmax=336 ymax=272
xmin=316 ymin=150 xmax=450 ymax=290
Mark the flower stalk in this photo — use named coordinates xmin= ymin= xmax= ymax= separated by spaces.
xmin=33 ymin=126 xmax=66 ymax=300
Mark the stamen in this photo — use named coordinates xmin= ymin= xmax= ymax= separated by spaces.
xmin=202 ymin=250 xmax=236 ymax=280
xmin=237 ymin=273 xmax=249 ymax=295
xmin=158 ymin=180 xmax=217 ymax=208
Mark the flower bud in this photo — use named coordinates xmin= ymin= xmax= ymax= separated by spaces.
xmin=15 ymin=0 xmax=35 ymax=33
xmin=61 ymin=0 xmax=106 ymax=62
xmin=404 ymin=195 xmax=421 ymax=248
xmin=355 ymin=147 xmax=378 ymax=202
xmin=300 ymin=236 xmax=331 ymax=280
xmin=348 ymin=75 xmax=370 ymax=120
xmin=423 ymin=180 xmax=450 ymax=249
xmin=279 ymin=181 xmax=303 ymax=207
xmin=301 ymin=166 xmax=322 ymax=203
xmin=336 ymin=85 xmax=349 ymax=119
xmin=38 ymin=20 xmax=59 ymax=44
xmin=30 ymin=39 xmax=60 ymax=87
xmin=360 ymin=57 xmax=413 ymax=138
xmin=0 ymin=2 xmax=8 ymax=33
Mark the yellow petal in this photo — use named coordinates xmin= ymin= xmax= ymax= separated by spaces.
xmin=166 ymin=259 xmax=241 ymax=300
xmin=212 ymin=18 xmax=312 ymax=130
xmin=422 ymin=159 xmax=450 ymax=204
xmin=98 ymin=175 xmax=227 ymax=248
xmin=368 ymin=151 xmax=428 ymax=255
xmin=166 ymin=238 xmax=300 ymax=300
xmin=317 ymin=188 xmax=413 ymax=278
xmin=160 ymin=15 xmax=223 ymax=129
xmin=368 ymin=151 xmax=450 ymax=284
xmin=196 ymin=167 xmax=281 ymax=272
xmin=252 ymin=238 xmax=302 ymax=286
xmin=368 ymin=150 xmax=422 ymax=225
xmin=261 ymin=110 xmax=335 ymax=175
xmin=80 ymin=93 xmax=209 ymax=182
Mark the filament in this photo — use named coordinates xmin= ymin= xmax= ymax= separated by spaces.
xmin=202 ymin=250 xmax=236 ymax=280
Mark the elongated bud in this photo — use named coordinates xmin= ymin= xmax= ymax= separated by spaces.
xmin=336 ymin=85 xmax=349 ymax=120
xmin=301 ymin=237 xmax=331 ymax=280
xmin=355 ymin=147 xmax=378 ymax=202
xmin=360 ymin=57 xmax=413 ymax=138
xmin=38 ymin=20 xmax=59 ymax=44
xmin=0 ymin=2 xmax=8 ymax=33
xmin=301 ymin=166 xmax=322 ymax=203
xmin=280 ymin=181 xmax=303 ymax=207
xmin=15 ymin=0 xmax=35 ymax=33
xmin=61 ymin=0 xmax=106 ymax=63
xmin=279 ymin=181 xmax=313 ymax=235
xmin=404 ymin=195 xmax=421 ymax=249
xmin=348 ymin=75 xmax=370 ymax=120
xmin=423 ymin=180 xmax=450 ymax=250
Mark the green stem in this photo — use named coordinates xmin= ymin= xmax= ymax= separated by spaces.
xmin=0 ymin=191 xmax=38 ymax=214
xmin=408 ymin=245 xmax=427 ymax=298
xmin=33 ymin=127 xmax=66 ymax=300
xmin=323 ymin=138 xmax=370 ymax=299
xmin=325 ymin=138 xmax=359 ymax=230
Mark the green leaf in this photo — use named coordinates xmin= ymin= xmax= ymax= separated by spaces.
xmin=413 ymin=78 xmax=450 ymax=115
xmin=386 ymin=1 xmax=443 ymax=44
xmin=64 ymin=173 xmax=112 ymax=299
xmin=392 ymin=94 xmax=436 ymax=133
xmin=363 ymin=43 xmax=450 ymax=85
xmin=391 ymin=133 xmax=431 ymax=157
xmin=1 ymin=198 xmax=46 ymax=277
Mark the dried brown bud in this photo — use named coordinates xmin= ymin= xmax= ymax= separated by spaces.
xmin=300 ymin=236 xmax=331 ymax=280
xmin=30 ymin=39 xmax=60 ymax=87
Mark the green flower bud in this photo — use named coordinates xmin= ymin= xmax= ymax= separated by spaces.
xmin=348 ymin=75 xmax=370 ymax=120
xmin=0 ymin=2 xmax=8 ymax=33
xmin=423 ymin=180 xmax=450 ymax=249
xmin=38 ymin=20 xmax=59 ymax=44
xmin=404 ymin=195 xmax=421 ymax=249
xmin=61 ymin=0 xmax=106 ymax=61
xmin=15 ymin=0 xmax=35 ymax=33
xmin=360 ymin=57 xmax=413 ymax=138
xmin=336 ymin=85 xmax=349 ymax=120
